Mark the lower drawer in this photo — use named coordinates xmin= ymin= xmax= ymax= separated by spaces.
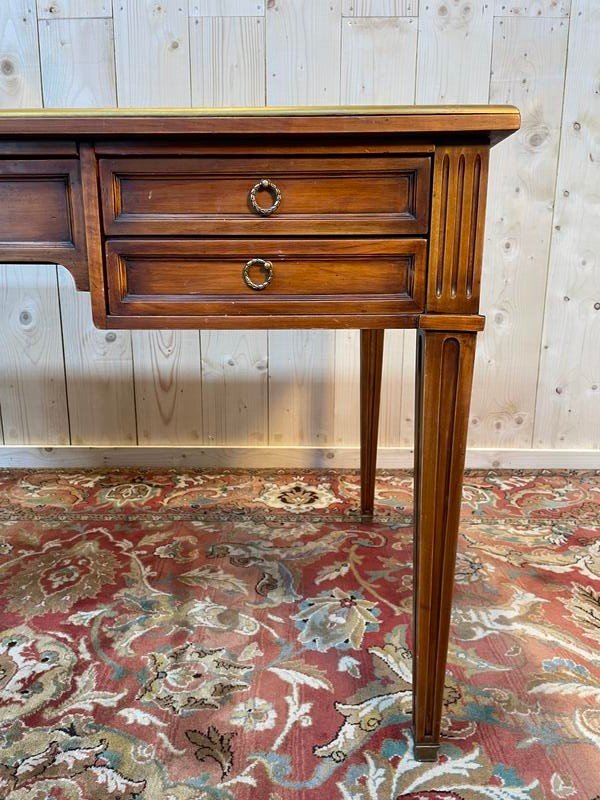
xmin=105 ymin=238 xmax=426 ymax=317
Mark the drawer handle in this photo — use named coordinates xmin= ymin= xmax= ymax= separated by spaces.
xmin=248 ymin=178 xmax=282 ymax=216
xmin=243 ymin=258 xmax=273 ymax=291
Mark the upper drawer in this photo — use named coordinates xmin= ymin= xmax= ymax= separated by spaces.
xmin=99 ymin=155 xmax=431 ymax=236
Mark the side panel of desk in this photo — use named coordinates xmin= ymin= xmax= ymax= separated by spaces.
xmin=0 ymin=142 xmax=89 ymax=291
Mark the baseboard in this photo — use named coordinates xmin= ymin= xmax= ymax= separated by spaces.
xmin=0 ymin=446 xmax=597 ymax=470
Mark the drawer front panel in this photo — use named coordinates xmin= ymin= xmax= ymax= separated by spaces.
xmin=106 ymin=238 xmax=426 ymax=317
xmin=0 ymin=159 xmax=87 ymax=272
xmin=100 ymin=156 xmax=430 ymax=235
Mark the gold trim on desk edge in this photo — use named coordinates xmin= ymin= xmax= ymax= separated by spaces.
xmin=0 ymin=104 xmax=521 ymax=119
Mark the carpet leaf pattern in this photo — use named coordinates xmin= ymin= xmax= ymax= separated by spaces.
xmin=0 ymin=468 xmax=598 ymax=798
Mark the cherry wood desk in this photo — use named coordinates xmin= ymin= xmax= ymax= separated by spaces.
xmin=0 ymin=105 xmax=520 ymax=760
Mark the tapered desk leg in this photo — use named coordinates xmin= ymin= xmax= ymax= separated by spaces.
xmin=412 ymin=329 xmax=477 ymax=761
xmin=360 ymin=329 xmax=384 ymax=518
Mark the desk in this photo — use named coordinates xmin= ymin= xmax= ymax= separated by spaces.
xmin=0 ymin=105 xmax=520 ymax=760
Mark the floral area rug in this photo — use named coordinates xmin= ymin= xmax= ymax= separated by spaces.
xmin=0 ymin=468 xmax=598 ymax=800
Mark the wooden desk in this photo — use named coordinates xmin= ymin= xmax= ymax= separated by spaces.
xmin=0 ymin=105 xmax=520 ymax=760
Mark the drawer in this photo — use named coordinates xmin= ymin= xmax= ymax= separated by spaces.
xmin=105 ymin=238 xmax=426 ymax=318
xmin=0 ymin=158 xmax=87 ymax=279
xmin=99 ymin=155 xmax=430 ymax=236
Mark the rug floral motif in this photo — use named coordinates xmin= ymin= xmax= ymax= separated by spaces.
xmin=0 ymin=468 xmax=598 ymax=799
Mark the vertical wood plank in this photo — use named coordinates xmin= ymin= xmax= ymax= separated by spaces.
xmin=38 ymin=18 xmax=116 ymax=107
xmin=113 ymin=0 xmax=191 ymax=107
xmin=190 ymin=10 xmax=267 ymax=447
xmin=0 ymin=4 xmax=66 ymax=446
xmin=266 ymin=0 xmax=341 ymax=105
xmin=469 ymin=16 xmax=569 ymax=447
xmin=37 ymin=1 xmax=113 ymax=18
xmin=337 ymin=14 xmax=417 ymax=448
xmin=341 ymin=17 xmax=417 ymax=104
xmin=113 ymin=0 xmax=203 ymax=445
xmin=266 ymin=0 xmax=340 ymax=447
xmin=190 ymin=16 xmax=265 ymax=107
xmin=189 ymin=0 xmax=264 ymax=16
xmin=494 ymin=0 xmax=570 ymax=16
xmin=38 ymin=14 xmax=137 ymax=445
xmin=342 ymin=0 xmax=417 ymax=15
xmin=133 ymin=331 xmax=203 ymax=444
xmin=534 ymin=0 xmax=599 ymax=449
xmin=58 ymin=271 xmax=137 ymax=444
xmin=0 ymin=1 xmax=42 ymax=109
xmin=269 ymin=331 xmax=336 ymax=445
xmin=416 ymin=0 xmax=494 ymax=104
xmin=201 ymin=332 xmax=268 ymax=445
xmin=0 ymin=267 xmax=70 ymax=444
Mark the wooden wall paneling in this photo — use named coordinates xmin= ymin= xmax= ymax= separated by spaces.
xmin=416 ymin=0 xmax=494 ymax=104
xmin=268 ymin=330 xmax=336 ymax=446
xmin=201 ymin=331 xmax=268 ymax=445
xmin=0 ymin=0 xmax=44 ymax=443
xmin=469 ymin=16 xmax=569 ymax=447
xmin=133 ymin=331 xmax=203 ymax=444
xmin=189 ymin=0 xmax=265 ymax=16
xmin=0 ymin=266 xmax=70 ymax=444
xmin=38 ymin=18 xmax=116 ymax=107
xmin=38 ymin=15 xmax=136 ymax=445
xmin=534 ymin=0 xmax=600 ymax=449
xmin=36 ymin=1 xmax=113 ymax=18
xmin=190 ymin=16 xmax=265 ymax=107
xmin=342 ymin=1 xmax=417 ymax=15
xmin=341 ymin=16 xmax=417 ymax=104
xmin=338 ymin=14 xmax=418 ymax=448
xmin=113 ymin=0 xmax=191 ymax=107
xmin=493 ymin=0 xmax=570 ymax=16
xmin=266 ymin=0 xmax=341 ymax=106
xmin=113 ymin=0 xmax=205 ymax=447
xmin=266 ymin=0 xmax=340 ymax=446
xmin=408 ymin=0 xmax=494 ymax=450
xmin=190 ymin=11 xmax=268 ymax=447
xmin=58 ymin=270 xmax=137 ymax=444
xmin=0 ymin=1 xmax=43 ymax=108
xmin=333 ymin=329 xmax=360 ymax=446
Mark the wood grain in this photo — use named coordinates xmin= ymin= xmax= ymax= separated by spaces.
xmin=37 ymin=1 xmax=113 ymax=19
xmin=266 ymin=0 xmax=341 ymax=106
xmin=470 ymin=16 xmax=568 ymax=447
xmin=59 ymin=269 xmax=137 ymax=444
xmin=189 ymin=0 xmax=264 ymax=15
xmin=534 ymin=0 xmax=600 ymax=449
xmin=494 ymin=0 xmax=570 ymax=16
xmin=201 ymin=330 xmax=268 ymax=445
xmin=132 ymin=330 xmax=203 ymax=444
xmin=0 ymin=0 xmax=596 ymax=467
xmin=341 ymin=17 xmax=418 ymax=105
xmin=113 ymin=0 xmax=190 ymax=107
xmin=342 ymin=0 xmax=417 ymax=14
xmin=0 ymin=265 xmax=69 ymax=444
xmin=38 ymin=18 xmax=116 ymax=107
xmin=0 ymin=1 xmax=42 ymax=108
xmin=190 ymin=16 xmax=265 ymax=108
xmin=416 ymin=0 xmax=494 ymax=104
xmin=413 ymin=329 xmax=477 ymax=757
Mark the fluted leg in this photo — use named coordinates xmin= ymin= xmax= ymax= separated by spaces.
xmin=412 ymin=329 xmax=477 ymax=760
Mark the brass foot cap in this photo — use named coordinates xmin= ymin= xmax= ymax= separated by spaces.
xmin=414 ymin=743 xmax=439 ymax=762
xmin=359 ymin=511 xmax=374 ymax=522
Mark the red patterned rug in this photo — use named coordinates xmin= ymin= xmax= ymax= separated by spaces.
xmin=0 ymin=468 xmax=598 ymax=799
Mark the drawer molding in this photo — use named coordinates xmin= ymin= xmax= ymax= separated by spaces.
xmin=105 ymin=238 xmax=427 ymax=320
xmin=100 ymin=155 xmax=431 ymax=236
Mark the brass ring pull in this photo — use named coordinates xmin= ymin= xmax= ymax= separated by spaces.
xmin=248 ymin=178 xmax=282 ymax=216
xmin=243 ymin=258 xmax=273 ymax=291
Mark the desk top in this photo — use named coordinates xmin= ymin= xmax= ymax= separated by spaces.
xmin=0 ymin=105 xmax=520 ymax=141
